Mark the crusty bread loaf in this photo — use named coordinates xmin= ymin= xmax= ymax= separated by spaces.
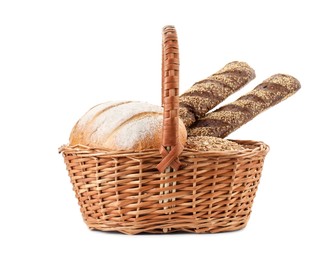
xmin=188 ymin=74 xmax=301 ymax=138
xmin=70 ymin=101 xmax=187 ymax=151
xmin=179 ymin=61 xmax=256 ymax=127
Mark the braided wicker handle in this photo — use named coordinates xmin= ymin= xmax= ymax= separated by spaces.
xmin=157 ymin=26 xmax=183 ymax=173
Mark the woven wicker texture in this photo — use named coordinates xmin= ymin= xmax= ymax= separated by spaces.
xmin=158 ymin=26 xmax=183 ymax=173
xmin=60 ymin=26 xmax=269 ymax=234
xmin=61 ymin=141 xmax=268 ymax=234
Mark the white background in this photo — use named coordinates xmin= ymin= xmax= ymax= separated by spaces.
xmin=1 ymin=0 xmax=330 ymax=259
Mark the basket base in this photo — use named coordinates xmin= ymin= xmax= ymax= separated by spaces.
xmin=83 ymin=212 xmax=251 ymax=235
xmin=88 ymin=221 xmax=248 ymax=235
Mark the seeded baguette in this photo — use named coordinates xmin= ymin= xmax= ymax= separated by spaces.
xmin=179 ymin=61 xmax=255 ymax=127
xmin=188 ymin=74 xmax=301 ymax=138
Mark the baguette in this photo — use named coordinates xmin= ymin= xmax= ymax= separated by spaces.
xmin=179 ymin=61 xmax=255 ymax=127
xmin=188 ymin=74 xmax=301 ymax=138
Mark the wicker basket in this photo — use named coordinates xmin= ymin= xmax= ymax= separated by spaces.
xmin=60 ymin=26 xmax=269 ymax=234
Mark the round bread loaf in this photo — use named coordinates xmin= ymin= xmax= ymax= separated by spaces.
xmin=70 ymin=101 xmax=187 ymax=151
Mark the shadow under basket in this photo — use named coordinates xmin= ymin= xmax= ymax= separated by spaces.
xmin=59 ymin=140 xmax=269 ymax=235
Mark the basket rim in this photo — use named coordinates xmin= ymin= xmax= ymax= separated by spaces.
xmin=59 ymin=139 xmax=269 ymax=158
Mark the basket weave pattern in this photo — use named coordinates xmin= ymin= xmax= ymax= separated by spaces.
xmin=61 ymin=141 xmax=268 ymax=234
xmin=60 ymin=26 xmax=269 ymax=234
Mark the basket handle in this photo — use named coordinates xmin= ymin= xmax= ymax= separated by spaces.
xmin=157 ymin=26 xmax=183 ymax=173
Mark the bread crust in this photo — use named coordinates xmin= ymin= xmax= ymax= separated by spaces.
xmin=70 ymin=101 xmax=187 ymax=150
xmin=188 ymin=74 xmax=301 ymax=138
xmin=179 ymin=61 xmax=255 ymax=127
